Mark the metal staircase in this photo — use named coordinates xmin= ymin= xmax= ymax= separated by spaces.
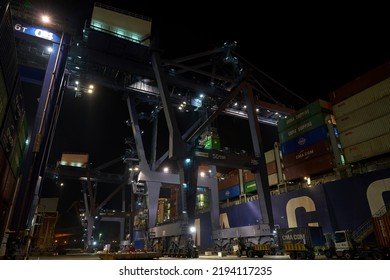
xmin=352 ymin=203 xmax=390 ymax=243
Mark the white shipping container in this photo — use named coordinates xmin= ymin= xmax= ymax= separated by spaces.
xmin=336 ymin=94 xmax=390 ymax=132
xmin=268 ymin=173 xmax=278 ymax=186
xmin=343 ymin=132 xmax=390 ymax=163
xmin=333 ymin=76 xmax=390 ymax=118
xmin=339 ymin=113 xmax=390 ymax=148
xmin=265 ymin=149 xmax=275 ymax=163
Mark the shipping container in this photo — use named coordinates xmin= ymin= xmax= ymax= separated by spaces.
xmin=18 ymin=112 xmax=28 ymax=153
xmin=10 ymin=139 xmax=22 ymax=177
xmin=244 ymin=180 xmax=256 ymax=193
xmin=1 ymin=169 xmax=16 ymax=204
xmin=343 ymin=132 xmax=390 ymax=163
xmin=282 ymin=139 xmax=332 ymax=168
xmin=266 ymin=161 xmax=277 ymax=175
xmin=268 ymin=173 xmax=278 ymax=186
xmin=279 ymin=112 xmax=329 ymax=143
xmin=330 ymin=60 xmax=390 ymax=105
xmin=0 ymin=65 xmax=9 ymax=126
xmin=339 ymin=113 xmax=390 ymax=148
xmin=218 ymin=170 xmax=240 ymax=190
xmin=283 ymin=153 xmax=334 ymax=181
xmin=219 ymin=184 xmax=240 ymax=200
xmin=0 ymin=109 xmax=17 ymax=157
xmin=0 ymin=145 xmax=10 ymax=196
xmin=277 ymin=99 xmax=332 ymax=132
xmin=9 ymin=79 xmax=24 ymax=129
xmin=264 ymin=149 xmax=275 ymax=163
xmin=335 ymin=94 xmax=390 ymax=132
xmin=281 ymin=125 xmax=329 ymax=156
xmin=91 ymin=3 xmax=152 ymax=46
xmin=332 ymin=76 xmax=390 ymax=118
xmin=372 ymin=215 xmax=390 ymax=248
xmin=0 ymin=5 xmax=18 ymax=97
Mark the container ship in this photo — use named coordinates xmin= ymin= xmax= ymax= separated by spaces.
xmin=153 ymin=61 xmax=390 ymax=253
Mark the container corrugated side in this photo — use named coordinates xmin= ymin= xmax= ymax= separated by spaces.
xmin=282 ymin=139 xmax=332 ymax=168
xmin=218 ymin=172 xmax=240 ymax=190
xmin=329 ymin=60 xmax=390 ymax=105
xmin=332 ymin=76 xmax=390 ymax=118
xmin=0 ymin=65 xmax=9 ymax=126
xmin=219 ymin=184 xmax=240 ymax=200
xmin=281 ymin=125 xmax=329 ymax=156
xmin=1 ymin=168 xmax=16 ymax=204
xmin=268 ymin=173 xmax=278 ymax=186
xmin=264 ymin=149 xmax=275 ymax=163
xmin=10 ymin=139 xmax=22 ymax=177
xmin=335 ymin=94 xmax=390 ymax=132
xmin=339 ymin=113 xmax=390 ymax=148
xmin=0 ymin=145 xmax=10 ymax=197
xmin=277 ymin=99 xmax=332 ymax=132
xmin=283 ymin=153 xmax=334 ymax=181
xmin=343 ymin=132 xmax=390 ymax=163
xmin=279 ymin=112 xmax=328 ymax=143
xmin=0 ymin=109 xmax=17 ymax=158
xmin=267 ymin=161 xmax=277 ymax=175
xmin=372 ymin=214 xmax=390 ymax=248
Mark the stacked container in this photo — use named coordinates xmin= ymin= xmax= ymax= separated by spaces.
xmin=243 ymin=148 xmax=279 ymax=194
xmin=277 ymin=100 xmax=335 ymax=181
xmin=0 ymin=3 xmax=27 ymax=239
xmin=218 ymin=169 xmax=240 ymax=200
xmin=330 ymin=61 xmax=390 ymax=163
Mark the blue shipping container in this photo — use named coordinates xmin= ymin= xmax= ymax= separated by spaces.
xmin=281 ymin=125 xmax=329 ymax=156
xmin=219 ymin=184 xmax=240 ymax=200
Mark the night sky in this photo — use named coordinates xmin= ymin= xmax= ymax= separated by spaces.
xmin=23 ymin=1 xmax=390 ymax=231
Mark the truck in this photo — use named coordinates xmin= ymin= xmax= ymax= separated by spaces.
xmin=277 ymin=226 xmax=326 ymax=259
xmin=233 ymin=237 xmax=271 ymax=258
xmin=324 ymin=211 xmax=390 ymax=260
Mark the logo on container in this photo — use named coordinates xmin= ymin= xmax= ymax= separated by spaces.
xmin=298 ymin=137 xmax=306 ymax=146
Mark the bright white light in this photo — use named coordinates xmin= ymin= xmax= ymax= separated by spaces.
xmin=199 ymin=94 xmax=204 ymax=98
xmin=185 ymin=158 xmax=191 ymax=164
xmin=47 ymin=47 xmax=53 ymax=53
xmin=89 ymin=84 xmax=94 ymax=89
xmin=200 ymin=171 xmax=205 ymax=177
xmin=93 ymin=241 xmax=97 ymax=246
xmin=60 ymin=183 xmax=64 ymax=187
xmin=189 ymin=226 xmax=196 ymax=233
xmin=41 ymin=15 xmax=50 ymax=23
xmin=75 ymin=81 xmax=79 ymax=85
xmin=25 ymin=139 xmax=29 ymax=145
xmin=163 ymin=167 xmax=169 ymax=173
xmin=87 ymin=89 xmax=93 ymax=94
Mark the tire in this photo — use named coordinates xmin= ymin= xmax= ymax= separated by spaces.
xmin=297 ymin=251 xmax=306 ymax=259
xmin=289 ymin=252 xmax=297 ymax=259
xmin=324 ymin=250 xmax=333 ymax=259
xmin=372 ymin=251 xmax=383 ymax=260
xmin=343 ymin=251 xmax=354 ymax=260
xmin=247 ymin=249 xmax=254 ymax=258
xmin=258 ymin=252 xmax=264 ymax=258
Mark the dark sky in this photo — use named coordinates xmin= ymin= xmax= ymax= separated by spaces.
xmin=26 ymin=1 xmax=390 ymax=218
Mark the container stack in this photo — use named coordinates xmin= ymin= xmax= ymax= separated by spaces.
xmin=330 ymin=61 xmax=390 ymax=163
xmin=243 ymin=149 xmax=279 ymax=194
xmin=277 ymin=100 xmax=334 ymax=181
xmin=0 ymin=3 xmax=28 ymax=234
xmin=218 ymin=169 xmax=240 ymax=201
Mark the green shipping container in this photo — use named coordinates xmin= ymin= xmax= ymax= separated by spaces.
xmin=279 ymin=112 xmax=329 ymax=143
xmin=10 ymin=139 xmax=22 ymax=177
xmin=204 ymin=136 xmax=221 ymax=150
xmin=277 ymin=99 xmax=332 ymax=133
xmin=244 ymin=180 xmax=256 ymax=193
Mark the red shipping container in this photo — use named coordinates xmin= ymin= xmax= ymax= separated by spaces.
xmin=330 ymin=60 xmax=390 ymax=105
xmin=243 ymin=170 xmax=255 ymax=183
xmin=372 ymin=214 xmax=390 ymax=248
xmin=283 ymin=153 xmax=334 ymax=181
xmin=266 ymin=161 xmax=277 ymax=175
xmin=282 ymin=139 xmax=332 ymax=168
xmin=218 ymin=172 xmax=239 ymax=190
